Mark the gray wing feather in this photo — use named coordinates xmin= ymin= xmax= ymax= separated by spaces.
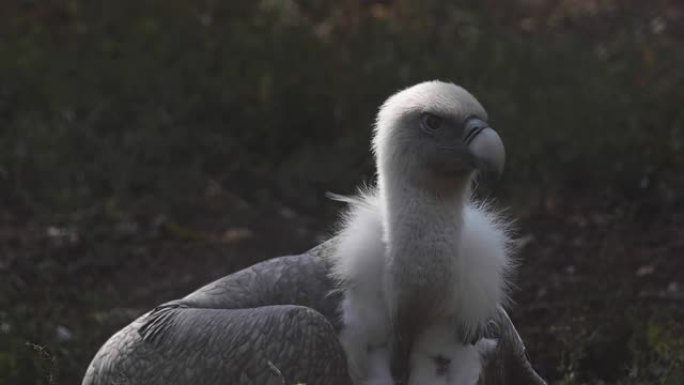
xmin=478 ymin=306 xmax=547 ymax=385
xmin=82 ymin=253 xmax=350 ymax=385
xmin=83 ymin=244 xmax=546 ymax=385
xmin=83 ymin=305 xmax=349 ymax=385
xmin=180 ymin=254 xmax=342 ymax=327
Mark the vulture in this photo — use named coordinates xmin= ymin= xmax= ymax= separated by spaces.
xmin=82 ymin=81 xmax=546 ymax=385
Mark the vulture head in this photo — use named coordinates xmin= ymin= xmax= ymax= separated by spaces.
xmin=373 ymin=81 xmax=505 ymax=196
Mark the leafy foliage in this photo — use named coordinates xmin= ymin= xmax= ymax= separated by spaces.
xmin=1 ymin=0 xmax=682 ymax=215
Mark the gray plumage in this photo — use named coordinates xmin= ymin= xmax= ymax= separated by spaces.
xmin=82 ymin=240 xmax=545 ymax=385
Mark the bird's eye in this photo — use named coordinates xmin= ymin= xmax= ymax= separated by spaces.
xmin=420 ymin=113 xmax=443 ymax=133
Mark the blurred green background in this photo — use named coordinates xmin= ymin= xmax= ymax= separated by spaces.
xmin=1 ymin=0 xmax=683 ymax=384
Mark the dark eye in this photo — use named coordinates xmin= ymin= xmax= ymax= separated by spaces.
xmin=420 ymin=113 xmax=443 ymax=133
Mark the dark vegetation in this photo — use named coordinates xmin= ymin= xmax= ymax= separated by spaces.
xmin=1 ymin=0 xmax=683 ymax=384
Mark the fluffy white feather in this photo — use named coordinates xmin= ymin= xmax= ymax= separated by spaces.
xmin=331 ymin=191 xmax=514 ymax=385
xmin=408 ymin=324 xmax=496 ymax=385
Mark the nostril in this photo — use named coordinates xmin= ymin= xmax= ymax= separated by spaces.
xmin=463 ymin=117 xmax=490 ymax=145
xmin=464 ymin=125 xmax=486 ymax=145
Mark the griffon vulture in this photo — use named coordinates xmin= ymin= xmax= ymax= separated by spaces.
xmin=82 ymin=81 xmax=545 ymax=385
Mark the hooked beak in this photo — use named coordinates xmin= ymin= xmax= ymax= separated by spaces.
xmin=464 ymin=118 xmax=505 ymax=178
